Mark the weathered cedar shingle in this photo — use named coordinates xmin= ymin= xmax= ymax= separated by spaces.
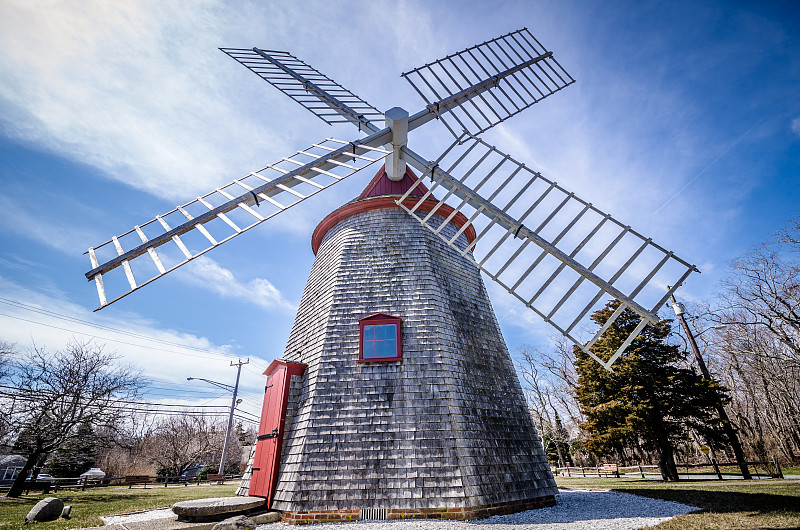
xmin=265 ymin=205 xmax=556 ymax=511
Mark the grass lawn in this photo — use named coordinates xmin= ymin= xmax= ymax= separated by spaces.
xmin=556 ymin=476 xmax=800 ymax=529
xmin=3 ymin=478 xmax=798 ymax=529
xmin=0 ymin=483 xmax=237 ymax=530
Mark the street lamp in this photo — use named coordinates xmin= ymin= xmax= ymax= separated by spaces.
xmin=668 ymin=291 xmax=752 ymax=480
xmin=186 ymin=377 xmax=234 ymax=391
xmin=186 ymin=359 xmax=249 ymax=476
xmin=695 ymin=325 xmax=727 ymax=337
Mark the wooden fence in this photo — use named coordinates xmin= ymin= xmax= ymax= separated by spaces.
xmin=0 ymin=473 xmax=242 ymax=495
xmin=555 ymin=456 xmax=784 ymax=480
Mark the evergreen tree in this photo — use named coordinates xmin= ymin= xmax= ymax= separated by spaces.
xmin=574 ymin=300 xmax=728 ymax=480
xmin=46 ymin=423 xmax=98 ymax=477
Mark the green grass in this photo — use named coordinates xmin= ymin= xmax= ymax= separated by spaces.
xmin=0 ymin=483 xmax=237 ymax=529
xmin=3 ymin=478 xmax=798 ymax=529
xmin=556 ymin=476 xmax=800 ymax=529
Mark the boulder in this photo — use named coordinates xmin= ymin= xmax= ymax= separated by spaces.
xmin=25 ymin=497 xmax=64 ymax=523
xmin=172 ymin=496 xmax=265 ymax=522
xmin=212 ymin=515 xmax=257 ymax=530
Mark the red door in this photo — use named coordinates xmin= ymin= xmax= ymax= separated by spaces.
xmin=249 ymin=360 xmax=305 ymax=506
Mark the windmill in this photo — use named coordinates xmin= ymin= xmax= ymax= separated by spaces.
xmin=84 ymin=28 xmax=697 ymax=521
xmin=84 ymin=28 xmax=695 ymax=371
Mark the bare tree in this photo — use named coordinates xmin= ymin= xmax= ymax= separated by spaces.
xmin=708 ymin=321 xmax=800 ymax=462
xmin=716 ymin=224 xmax=800 ymax=364
xmin=516 ymin=343 xmax=582 ymax=467
xmin=706 ymin=218 xmax=800 ymax=466
xmin=3 ymin=339 xmax=144 ymax=497
xmin=92 ymin=415 xmax=159 ymax=477
xmin=0 ymin=340 xmax=15 ymax=448
xmin=144 ymin=414 xmax=241 ymax=477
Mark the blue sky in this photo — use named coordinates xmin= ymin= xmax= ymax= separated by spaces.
xmin=1 ymin=0 xmax=798 ymax=421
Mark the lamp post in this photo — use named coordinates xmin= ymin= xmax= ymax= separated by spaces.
xmin=186 ymin=377 xmax=234 ymax=392
xmin=668 ymin=291 xmax=752 ymax=480
xmin=187 ymin=358 xmax=249 ymax=476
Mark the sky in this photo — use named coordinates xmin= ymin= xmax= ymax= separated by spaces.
xmin=0 ymin=0 xmax=798 ymax=424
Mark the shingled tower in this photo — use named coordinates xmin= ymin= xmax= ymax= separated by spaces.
xmin=247 ymin=166 xmax=557 ymax=523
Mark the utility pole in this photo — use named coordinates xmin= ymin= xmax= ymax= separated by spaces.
xmin=668 ymin=290 xmax=752 ymax=480
xmin=219 ymin=358 xmax=248 ymax=476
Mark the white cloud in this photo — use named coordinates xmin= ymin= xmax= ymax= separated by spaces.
xmin=0 ymin=275 xmax=270 ymax=418
xmin=792 ymin=116 xmax=800 ymax=137
xmin=0 ymin=194 xmax=101 ymax=254
xmin=0 ymin=1 xmax=291 ymax=201
xmin=177 ymin=256 xmax=295 ymax=312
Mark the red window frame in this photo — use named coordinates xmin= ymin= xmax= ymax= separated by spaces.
xmin=358 ymin=313 xmax=402 ymax=362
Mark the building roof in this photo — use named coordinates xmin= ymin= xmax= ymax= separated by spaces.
xmin=311 ymin=165 xmax=476 ymax=254
xmin=357 ymin=165 xmax=431 ymax=200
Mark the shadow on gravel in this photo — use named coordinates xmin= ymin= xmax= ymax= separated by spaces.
xmin=614 ymin=488 xmax=800 ymax=518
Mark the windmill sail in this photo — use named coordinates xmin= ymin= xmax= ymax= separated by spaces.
xmin=84 ymin=28 xmax=698 ymax=367
xmin=85 ymin=139 xmax=389 ymax=310
xmin=401 ymin=28 xmax=574 ymax=139
xmin=398 ymin=135 xmax=696 ymax=369
xmin=220 ymin=47 xmax=383 ymax=132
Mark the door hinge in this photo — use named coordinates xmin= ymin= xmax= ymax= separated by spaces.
xmin=257 ymin=428 xmax=279 ymax=441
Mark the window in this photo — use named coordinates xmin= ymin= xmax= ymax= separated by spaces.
xmin=3 ymin=467 xmax=21 ymax=481
xmin=358 ymin=313 xmax=402 ymax=362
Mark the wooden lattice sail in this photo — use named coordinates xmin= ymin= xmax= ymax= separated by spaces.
xmin=86 ymin=28 xmax=696 ymax=369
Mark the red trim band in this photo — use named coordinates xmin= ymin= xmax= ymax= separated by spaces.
xmin=311 ymin=196 xmax=477 ymax=255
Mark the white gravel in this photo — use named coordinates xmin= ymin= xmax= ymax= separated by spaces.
xmin=101 ymin=507 xmax=176 ymax=525
xmin=255 ymin=489 xmax=697 ymax=530
xmin=100 ymin=489 xmax=697 ymax=529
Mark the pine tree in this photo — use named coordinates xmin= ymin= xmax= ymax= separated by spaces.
xmin=46 ymin=423 xmax=98 ymax=477
xmin=574 ymin=300 xmax=728 ymax=480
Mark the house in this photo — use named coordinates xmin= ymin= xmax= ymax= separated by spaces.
xmin=0 ymin=454 xmax=27 ymax=485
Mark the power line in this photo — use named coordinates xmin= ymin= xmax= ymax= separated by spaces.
xmin=0 ymin=312 xmax=239 ymax=362
xmin=0 ymin=386 xmax=260 ymax=420
xmin=139 ymin=389 xmax=262 ymax=411
xmin=0 ymin=298 xmax=239 ymax=357
xmin=0 ymin=298 xmax=276 ymax=365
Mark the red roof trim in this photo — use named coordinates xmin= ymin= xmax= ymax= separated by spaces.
xmin=263 ymin=359 xmax=307 ymax=377
xmin=358 ymin=165 xmax=430 ymax=200
xmin=311 ymin=196 xmax=477 ymax=254
xmin=358 ymin=312 xmax=398 ymax=322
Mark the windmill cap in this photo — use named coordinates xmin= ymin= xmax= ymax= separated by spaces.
xmin=357 ymin=164 xmax=428 ymax=200
xmin=311 ymin=165 xmax=476 ymax=254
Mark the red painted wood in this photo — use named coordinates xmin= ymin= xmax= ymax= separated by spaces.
xmin=357 ymin=165 xmax=430 ymax=200
xmin=311 ymin=197 xmax=477 ymax=254
xmin=358 ymin=313 xmax=402 ymax=362
xmin=248 ymin=360 xmax=306 ymax=505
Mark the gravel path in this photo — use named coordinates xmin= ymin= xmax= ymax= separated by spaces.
xmin=255 ymin=489 xmax=697 ymax=530
xmin=101 ymin=507 xmax=176 ymax=525
xmin=101 ymin=488 xmax=697 ymax=529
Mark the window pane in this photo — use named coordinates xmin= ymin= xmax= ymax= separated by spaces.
xmin=375 ymin=325 xmax=385 ymax=340
xmin=386 ymin=338 xmax=397 ymax=356
xmin=385 ymin=324 xmax=397 ymax=339
xmin=364 ymin=325 xmax=375 ymax=340
xmin=364 ymin=340 xmax=376 ymax=358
